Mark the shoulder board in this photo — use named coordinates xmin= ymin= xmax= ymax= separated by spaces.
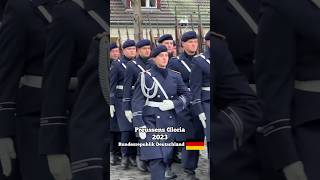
xmin=168 ymin=68 xmax=181 ymax=74
xmin=212 ymin=31 xmax=226 ymax=40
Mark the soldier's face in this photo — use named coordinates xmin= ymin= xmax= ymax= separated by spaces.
xmin=123 ymin=46 xmax=136 ymax=59
xmin=110 ymin=48 xmax=120 ymax=60
xmin=162 ymin=40 xmax=173 ymax=53
xmin=182 ymin=39 xmax=198 ymax=53
xmin=138 ymin=45 xmax=151 ymax=58
xmin=155 ymin=52 xmax=169 ymax=68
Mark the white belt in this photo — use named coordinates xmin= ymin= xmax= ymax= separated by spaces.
xmin=295 ymin=80 xmax=320 ymax=93
xmin=116 ymin=85 xmax=135 ymax=90
xmin=145 ymin=101 xmax=162 ymax=108
xmin=116 ymin=85 xmax=123 ymax=90
xmin=20 ymin=75 xmax=78 ymax=90
xmin=201 ymin=87 xmax=210 ymax=91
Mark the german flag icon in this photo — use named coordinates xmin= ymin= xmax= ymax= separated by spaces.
xmin=185 ymin=141 xmax=205 ymax=151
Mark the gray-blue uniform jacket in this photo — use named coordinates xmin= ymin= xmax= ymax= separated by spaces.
xmin=39 ymin=0 xmax=106 ymax=154
xmin=131 ymin=65 xmax=191 ymax=162
xmin=123 ymin=55 xmax=153 ymax=111
xmin=255 ymin=1 xmax=320 ymax=179
xmin=110 ymin=56 xmax=133 ymax=131
xmin=190 ymin=50 xmax=211 ymax=141
xmin=167 ymin=52 xmax=205 ymax=141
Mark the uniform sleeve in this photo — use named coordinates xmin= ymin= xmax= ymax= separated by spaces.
xmin=39 ymin=6 xmax=76 ymax=154
xmin=214 ymin=37 xmax=262 ymax=150
xmin=255 ymin=4 xmax=299 ymax=170
xmin=109 ymin=63 xmax=119 ymax=106
xmin=190 ymin=60 xmax=204 ymax=116
xmin=0 ymin=1 xmax=27 ymax=137
xmin=122 ymin=63 xmax=134 ymax=111
xmin=69 ymin=40 xmax=108 ymax=179
xmin=131 ymin=72 xmax=146 ymax=128
xmin=172 ymin=73 xmax=191 ymax=113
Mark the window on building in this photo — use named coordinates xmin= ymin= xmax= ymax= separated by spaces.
xmin=130 ymin=0 xmax=157 ymax=8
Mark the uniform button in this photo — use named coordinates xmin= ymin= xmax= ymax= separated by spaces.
xmin=169 ymin=116 xmax=172 ymax=118
xmin=157 ymin=116 xmax=160 ymax=119
xmin=171 ymin=96 xmax=174 ymax=98
xmin=157 ymin=95 xmax=161 ymax=98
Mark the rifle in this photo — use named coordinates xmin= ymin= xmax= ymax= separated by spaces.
xmin=174 ymin=6 xmax=180 ymax=56
xmin=156 ymin=21 xmax=160 ymax=37
xmin=126 ymin=25 xmax=129 ymax=40
xmin=148 ymin=15 xmax=155 ymax=48
xmin=197 ymin=4 xmax=203 ymax=53
xmin=145 ymin=27 xmax=148 ymax=39
xmin=117 ymin=22 xmax=123 ymax=54
xmin=190 ymin=14 xmax=194 ymax=31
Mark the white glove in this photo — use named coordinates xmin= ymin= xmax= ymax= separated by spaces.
xmin=0 ymin=138 xmax=16 ymax=177
xmin=110 ymin=105 xmax=115 ymax=118
xmin=159 ymin=100 xmax=175 ymax=111
xmin=125 ymin=110 xmax=133 ymax=123
xmin=138 ymin=126 xmax=147 ymax=140
xmin=47 ymin=154 xmax=72 ymax=180
xmin=198 ymin=113 xmax=207 ymax=128
xmin=283 ymin=161 xmax=308 ymax=180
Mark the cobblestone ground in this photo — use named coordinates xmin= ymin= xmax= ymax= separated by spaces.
xmin=110 ymin=145 xmax=209 ymax=180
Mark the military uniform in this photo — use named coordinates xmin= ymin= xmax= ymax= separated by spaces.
xmin=111 ymin=55 xmax=137 ymax=159
xmin=109 ymin=46 xmax=121 ymax=165
xmin=69 ymin=33 xmax=109 ymax=180
xmin=214 ymin=0 xmax=260 ymax=86
xmin=123 ymin=56 xmax=153 ymax=112
xmin=212 ymin=33 xmax=263 ymax=180
xmin=132 ymin=46 xmax=191 ymax=179
xmin=167 ymin=38 xmax=205 ymax=174
xmin=0 ymin=0 xmax=58 ymax=179
xmin=190 ymin=50 xmax=211 ymax=145
xmin=255 ymin=1 xmax=320 ymax=180
xmin=39 ymin=0 xmax=106 ymax=156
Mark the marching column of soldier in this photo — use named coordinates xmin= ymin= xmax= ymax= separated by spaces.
xmin=0 ymin=0 xmax=320 ymax=180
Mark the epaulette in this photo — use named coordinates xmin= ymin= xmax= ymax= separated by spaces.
xmin=212 ymin=31 xmax=226 ymax=40
xmin=168 ymin=68 xmax=181 ymax=74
